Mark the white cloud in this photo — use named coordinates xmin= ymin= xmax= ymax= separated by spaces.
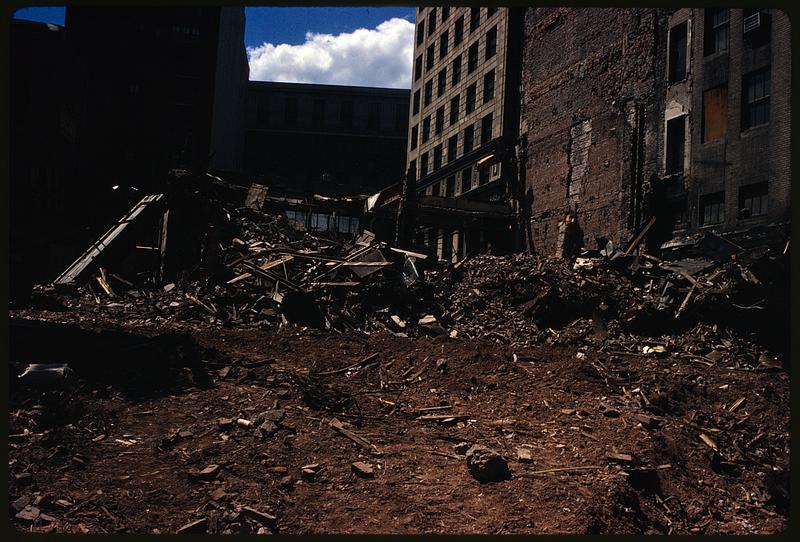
xmin=247 ymin=17 xmax=414 ymax=89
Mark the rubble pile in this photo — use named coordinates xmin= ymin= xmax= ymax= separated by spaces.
xmin=426 ymin=241 xmax=789 ymax=367
xmin=30 ymin=173 xmax=788 ymax=368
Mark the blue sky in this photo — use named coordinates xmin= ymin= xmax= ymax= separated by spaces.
xmin=13 ymin=6 xmax=416 ymax=87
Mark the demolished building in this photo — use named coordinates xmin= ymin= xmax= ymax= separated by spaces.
xmin=520 ymin=7 xmax=790 ymax=257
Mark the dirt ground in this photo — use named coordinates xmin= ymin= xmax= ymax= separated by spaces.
xmin=8 ymin=311 xmax=790 ymax=535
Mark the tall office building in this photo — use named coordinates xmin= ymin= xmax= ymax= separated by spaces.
xmin=405 ymin=7 xmax=524 ymax=260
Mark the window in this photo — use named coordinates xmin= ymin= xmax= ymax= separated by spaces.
xmin=433 ymin=144 xmax=442 ymax=170
xmin=395 ymin=103 xmax=408 ymax=131
xmin=738 ymin=182 xmax=768 ymax=218
xmin=412 ymin=90 xmax=420 ymax=115
xmin=428 ymin=8 xmax=437 ymax=35
xmin=410 ymin=125 xmax=419 ymax=149
xmin=742 ymin=67 xmax=770 ymax=130
xmin=422 ymin=116 xmax=431 ymax=143
xmin=454 ymin=16 xmax=464 ymax=45
xmin=337 ymin=216 xmax=359 ymax=235
xmin=450 ymin=95 xmax=460 ymax=125
xmin=705 ymin=8 xmax=729 ymax=56
xmin=452 ymin=55 xmax=462 ymax=85
xmin=420 ymin=152 xmax=429 ymax=177
xmin=466 ymin=83 xmax=477 ymax=113
xmin=485 ymin=26 xmax=497 ymax=60
xmin=285 ymin=97 xmax=297 ymax=127
xmin=426 ymin=44 xmax=435 ymax=71
xmin=470 ymin=7 xmax=480 ymax=33
xmin=415 ymin=55 xmax=423 ymax=81
xmin=417 ymin=21 xmax=425 ymax=46
xmin=448 ymin=134 xmax=458 ymax=163
xmin=286 ymin=210 xmax=306 ymax=228
xmin=440 ymin=30 xmax=449 ymax=59
xmin=312 ymin=99 xmax=325 ymax=128
xmin=483 ymin=69 xmax=495 ymax=103
xmin=438 ymin=68 xmax=447 ymax=97
xmin=340 ymin=100 xmax=353 ymax=129
xmin=668 ymin=22 xmax=688 ymax=84
xmin=463 ymin=124 xmax=474 ymax=153
xmin=424 ymin=80 xmax=433 ymax=106
xmin=479 ymin=167 xmax=490 ymax=185
xmin=442 ymin=7 xmax=450 ymax=22
xmin=665 ymin=115 xmax=686 ymax=175
xmin=702 ymin=86 xmax=727 ymax=143
xmin=257 ymin=95 xmax=270 ymax=125
xmin=435 ymin=106 xmax=444 ymax=134
xmin=446 ymin=175 xmax=456 ymax=197
xmin=409 ymin=158 xmax=416 ymax=179
xmin=368 ymin=102 xmax=381 ymax=131
xmin=468 ymin=42 xmax=479 ymax=73
xmin=700 ymin=191 xmax=725 ymax=225
xmin=480 ymin=113 xmax=493 ymax=145
xmin=461 ymin=168 xmax=472 ymax=192
xmin=311 ymin=212 xmax=332 ymax=231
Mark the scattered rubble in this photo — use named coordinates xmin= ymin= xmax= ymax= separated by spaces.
xmin=8 ymin=170 xmax=790 ymax=534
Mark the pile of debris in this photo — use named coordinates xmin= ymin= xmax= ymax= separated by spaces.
xmin=423 ymin=240 xmax=789 ymax=368
xmin=30 ymin=171 xmax=789 ymax=368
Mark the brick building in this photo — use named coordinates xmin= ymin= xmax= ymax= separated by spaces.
xmin=521 ymin=7 xmax=791 ymax=257
xmin=658 ymin=8 xmax=791 ymax=242
xmin=244 ymin=81 xmax=408 ymax=196
xmin=403 ymin=6 xmax=525 ymax=260
xmin=521 ymin=8 xmax=668 ymax=257
xmin=243 ymin=81 xmax=409 ymax=234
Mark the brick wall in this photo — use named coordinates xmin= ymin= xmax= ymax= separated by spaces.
xmin=521 ymin=7 xmax=668 ymax=256
xmin=689 ymin=8 xmax=791 ymax=232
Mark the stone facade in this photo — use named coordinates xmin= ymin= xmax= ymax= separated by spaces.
xmin=405 ymin=7 xmax=524 ymax=260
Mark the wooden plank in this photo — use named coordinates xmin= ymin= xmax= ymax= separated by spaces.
xmin=260 ymin=255 xmax=294 ymax=270
xmin=623 ymin=216 xmax=657 ymax=255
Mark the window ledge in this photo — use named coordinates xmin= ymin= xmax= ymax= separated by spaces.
xmin=703 ymin=49 xmax=729 ymax=62
xmin=699 ymin=138 xmax=725 ymax=148
xmin=740 ymin=124 xmax=769 ymax=137
xmin=667 ymin=77 xmax=688 ymax=87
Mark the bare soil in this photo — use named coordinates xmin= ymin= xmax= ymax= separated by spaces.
xmin=8 ymin=311 xmax=789 ymax=534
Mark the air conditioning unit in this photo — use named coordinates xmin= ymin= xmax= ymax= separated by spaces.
xmin=743 ymin=12 xmax=763 ymax=34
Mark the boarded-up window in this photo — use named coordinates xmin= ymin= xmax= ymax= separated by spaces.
xmin=702 ymin=86 xmax=727 ymax=143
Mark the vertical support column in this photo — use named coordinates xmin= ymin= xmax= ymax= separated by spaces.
xmin=451 ymin=230 xmax=461 ymax=262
